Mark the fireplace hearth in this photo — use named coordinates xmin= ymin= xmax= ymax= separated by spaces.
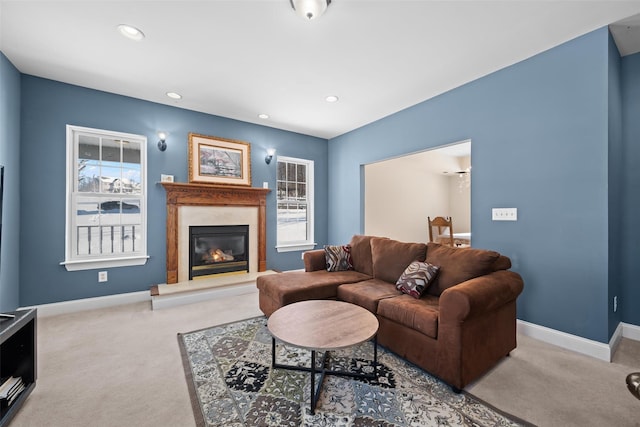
xmin=189 ymin=225 xmax=249 ymax=279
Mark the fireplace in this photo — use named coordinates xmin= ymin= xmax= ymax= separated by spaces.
xmin=189 ymin=225 xmax=249 ymax=279
xmin=162 ymin=182 xmax=270 ymax=284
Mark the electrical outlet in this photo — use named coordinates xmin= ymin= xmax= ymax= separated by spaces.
xmin=492 ymin=208 xmax=518 ymax=221
xmin=614 ymin=296 xmax=618 ymax=312
xmin=98 ymin=271 xmax=108 ymax=282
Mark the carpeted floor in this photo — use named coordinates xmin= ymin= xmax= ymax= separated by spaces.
xmin=178 ymin=316 xmax=532 ymax=427
xmin=7 ymin=292 xmax=640 ymax=427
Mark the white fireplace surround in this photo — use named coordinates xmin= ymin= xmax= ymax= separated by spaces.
xmin=178 ymin=206 xmax=258 ymax=283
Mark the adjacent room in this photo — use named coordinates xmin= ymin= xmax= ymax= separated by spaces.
xmin=1 ymin=1 xmax=640 ymax=426
xmin=364 ymin=140 xmax=471 ymax=244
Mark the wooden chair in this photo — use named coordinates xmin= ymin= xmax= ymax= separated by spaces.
xmin=428 ymin=216 xmax=454 ymax=247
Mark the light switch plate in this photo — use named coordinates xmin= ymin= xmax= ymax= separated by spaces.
xmin=492 ymin=208 xmax=517 ymax=221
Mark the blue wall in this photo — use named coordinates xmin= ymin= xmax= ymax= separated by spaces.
xmin=19 ymin=76 xmax=328 ymax=306
xmin=0 ymin=53 xmax=21 ymax=312
xmin=621 ymin=51 xmax=640 ymax=326
xmin=328 ymin=28 xmax=613 ymax=343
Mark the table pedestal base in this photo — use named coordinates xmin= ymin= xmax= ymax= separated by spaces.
xmin=271 ymin=337 xmax=378 ymax=415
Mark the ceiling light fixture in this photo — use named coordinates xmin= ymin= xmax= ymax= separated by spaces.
xmin=325 ymin=95 xmax=339 ymax=103
xmin=258 ymin=113 xmax=270 ymax=119
xmin=290 ymin=0 xmax=331 ymax=20
xmin=166 ymin=92 xmax=182 ymax=100
xmin=117 ymin=24 xmax=145 ymax=41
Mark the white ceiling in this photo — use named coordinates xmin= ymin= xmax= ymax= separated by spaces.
xmin=2 ymin=1 xmax=640 ymax=140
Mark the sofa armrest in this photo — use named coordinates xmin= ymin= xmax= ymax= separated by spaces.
xmin=303 ymin=249 xmax=326 ymax=272
xmin=439 ymin=270 xmax=524 ymax=323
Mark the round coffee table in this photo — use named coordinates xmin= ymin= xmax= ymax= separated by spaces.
xmin=267 ymin=300 xmax=379 ymax=415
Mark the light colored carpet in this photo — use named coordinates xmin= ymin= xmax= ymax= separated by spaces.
xmin=467 ymin=332 xmax=640 ymax=426
xmin=9 ymin=291 xmax=640 ymax=427
xmin=10 ymin=292 xmax=263 ymax=427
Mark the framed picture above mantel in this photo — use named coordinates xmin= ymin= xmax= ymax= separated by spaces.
xmin=188 ymin=133 xmax=251 ymax=186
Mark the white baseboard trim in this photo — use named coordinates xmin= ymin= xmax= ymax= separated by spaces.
xmin=622 ymin=322 xmax=640 ymax=341
xmin=609 ymin=321 xmax=624 ymax=359
xmin=517 ymin=319 xmax=639 ymax=362
xmin=17 ymin=270 xmax=283 ymax=316
xmin=19 ymin=290 xmax=150 ymax=317
xmin=517 ymin=320 xmax=611 ymax=361
xmin=151 ymin=283 xmax=257 ymax=310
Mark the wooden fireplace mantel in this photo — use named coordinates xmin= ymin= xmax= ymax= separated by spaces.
xmin=161 ymin=182 xmax=271 ymax=284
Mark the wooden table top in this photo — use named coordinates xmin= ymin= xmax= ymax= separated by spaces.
xmin=267 ymin=300 xmax=379 ymax=351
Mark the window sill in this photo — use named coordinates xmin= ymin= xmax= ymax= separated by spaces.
xmin=276 ymin=243 xmax=317 ymax=253
xmin=61 ymin=255 xmax=149 ymax=271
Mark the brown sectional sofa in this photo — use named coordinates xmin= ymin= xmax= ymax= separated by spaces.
xmin=256 ymin=235 xmax=524 ymax=391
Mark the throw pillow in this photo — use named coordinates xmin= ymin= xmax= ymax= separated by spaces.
xmin=425 ymin=242 xmax=500 ymax=296
xmin=324 ymin=245 xmax=353 ymax=272
xmin=395 ymin=261 xmax=440 ymax=299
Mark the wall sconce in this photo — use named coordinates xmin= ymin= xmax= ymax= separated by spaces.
xmin=265 ymin=148 xmax=276 ymax=165
xmin=157 ymin=131 xmax=167 ymax=152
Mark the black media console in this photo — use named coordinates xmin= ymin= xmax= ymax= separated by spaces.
xmin=0 ymin=308 xmax=36 ymax=426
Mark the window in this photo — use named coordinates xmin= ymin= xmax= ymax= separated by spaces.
xmin=276 ymin=156 xmax=315 ymax=252
xmin=63 ymin=125 xmax=148 ymax=271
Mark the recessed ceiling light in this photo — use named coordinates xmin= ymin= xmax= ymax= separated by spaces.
xmin=325 ymin=95 xmax=339 ymax=103
xmin=166 ymin=92 xmax=182 ymax=100
xmin=117 ymin=24 xmax=145 ymax=41
xmin=258 ymin=113 xmax=270 ymax=119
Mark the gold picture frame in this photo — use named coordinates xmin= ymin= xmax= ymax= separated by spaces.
xmin=188 ymin=133 xmax=251 ymax=186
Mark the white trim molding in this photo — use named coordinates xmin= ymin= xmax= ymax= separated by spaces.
xmin=151 ymin=283 xmax=257 ymax=311
xmin=517 ymin=319 xmax=639 ymax=362
xmin=64 ymin=125 xmax=149 ymax=271
xmin=275 ymin=155 xmax=315 ymax=251
xmin=622 ymin=322 xmax=640 ymax=341
xmin=20 ymin=290 xmax=150 ymax=317
xmin=276 ymin=243 xmax=317 ymax=253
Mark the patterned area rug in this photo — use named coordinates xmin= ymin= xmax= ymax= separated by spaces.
xmin=178 ymin=316 xmax=531 ymax=427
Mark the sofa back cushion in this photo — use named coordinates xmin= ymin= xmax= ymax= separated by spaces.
xmin=493 ymin=255 xmax=512 ymax=271
xmin=371 ymin=238 xmax=427 ymax=283
xmin=349 ymin=235 xmax=386 ymax=276
xmin=425 ymin=243 xmax=501 ymax=296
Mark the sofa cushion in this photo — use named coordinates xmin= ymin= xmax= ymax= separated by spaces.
xmin=256 ymin=270 xmax=371 ymax=306
xmin=370 ymin=238 xmax=427 ymax=283
xmin=493 ymin=255 xmax=512 ymax=271
xmin=425 ymin=243 xmax=500 ymax=296
xmin=324 ymin=245 xmax=353 ymax=271
xmin=377 ymin=294 xmax=440 ymax=339
xmin=395 ymin=261 xmax=440 ymax=298
xmin=349 ymin=235 xmax=387 ymax=276
xmin=337 ymin=279 xmax=402 ymax=313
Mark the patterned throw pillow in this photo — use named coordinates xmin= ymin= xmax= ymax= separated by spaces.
xmin=324 ymin=245 xmax=353 ymax=272
xmin=395 ymin=261 xmax=440 ymax=299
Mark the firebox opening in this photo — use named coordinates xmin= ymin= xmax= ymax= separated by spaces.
xmin=189 ymin=225 xmax=249 ymax=279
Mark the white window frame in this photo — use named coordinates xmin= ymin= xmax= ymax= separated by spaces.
xmin=276 ymin=156 xmax=316 ymax=253
xmin=61 ymin=125 xmax=149 ymax=271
